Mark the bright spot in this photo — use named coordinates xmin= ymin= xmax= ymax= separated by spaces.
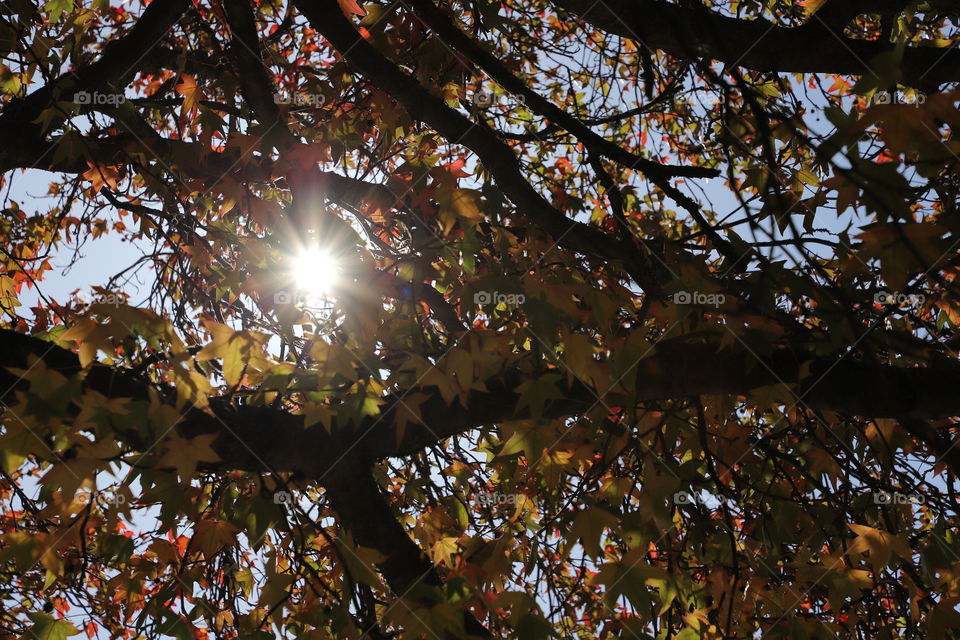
xmin=292 ymin=247 xmax=340 ymax=297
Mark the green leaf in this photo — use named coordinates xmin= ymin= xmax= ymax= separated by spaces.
xmin=567 ymin=504 xmax=619 ymax=559
xmin=459 ymin=222 xmax=479 ymax=276
xmin=515 ymin=374 xmax=564 ymax=420
xmin=24 ymin=614 xmax=80 ymax=640
xmin=43 ymin=0 xmax=73 ymax=22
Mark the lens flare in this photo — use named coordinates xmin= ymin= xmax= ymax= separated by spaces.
xmin=292 ymin=246 xmax=340 ymax=297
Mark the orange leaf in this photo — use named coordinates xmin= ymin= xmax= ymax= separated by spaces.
xmin=81 ymin=162 xmax=120 ymax=193
xmin=338 ymin=0 xmax=366 ymax=16
xmin=175 ymin=75 xmax=203 ymax=112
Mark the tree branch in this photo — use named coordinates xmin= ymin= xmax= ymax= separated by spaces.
xmin=324 ymin=459 xmax=492 ymax=638
xmin=0 ymin=0 xmax=190 ymax=171
xmin=3 ymin=328 xmax=960 ymax=479
xmin=552 ymin=0 xmax=960 ymax=87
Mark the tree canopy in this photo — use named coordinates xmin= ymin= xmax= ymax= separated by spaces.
xmin=2 ymin=0 xmax=960 ymax=638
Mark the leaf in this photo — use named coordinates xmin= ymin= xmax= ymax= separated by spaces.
xmin=431 ymin=536 xmax=460 ymax=566
xmin=515 ymin=374 xmax=564 ymax=420
xmin=0 ymin=63 xmax=22 ymax=95
xmin=562 ymin=332 xmax=600 ymax=387
xmin=459 ymin=222 xmax=479 ymax=276
xmin=436 ymin=188 xmax=484 ymax=234
xmin=195 ymin=321 xmax=270 ymax=387
xmin=336 ymin=539 xmax=387 ymax=590
xmin=81 ymin=162 xmax=120 ymax=193
xmin=853 ymin=223 xmax=947 ymax=290
xmin=794 ymin=167 xmax=819 ymax=187
xmin=929 ymin=597 xmax=960 ymax=640
xmin=43 ymin=0 xmax=73 ymax=22
xmin=567 ymin=505 xmax=619 ymax=559
xmin=822 ymin=174 xmax=858 ymax=215
xmin=59 ymin=318 xmax=113 ymax=367
xmin=155 ymin=434 xmax=221 ymax=482
xmin=847 ymin=523 xmax=912 ymax=568
xmin=175 ymin=75 xmax=203 ymax=113
xmin=25 ymin=613 xmax=80 ymax=640
xmin=194 ymin=519 xmax=239 ymax=557
xmin=799 ymin=0 xmax=828 ymax=16
xmin=337 ymin=0 xmax=366 ymax=16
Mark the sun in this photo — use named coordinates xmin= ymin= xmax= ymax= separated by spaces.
xmin=292 ymin=246 xmax=340 ymax=298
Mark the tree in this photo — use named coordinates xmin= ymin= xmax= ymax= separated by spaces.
xmin=1 ymin=0 xmax=960 ymax=637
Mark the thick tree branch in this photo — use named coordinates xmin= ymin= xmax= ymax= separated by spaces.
xmin=552 ymin=0 xmax=960 ymax=87
xmin=6 ymin=323 xmax=960 ymax=634
xmin=324 ymin=460 xmax=491 ymax=638
xmin=222 ymin=0 xmax=285 ymax=129
xmin=2 ymin=328 xmax=960 ymax=478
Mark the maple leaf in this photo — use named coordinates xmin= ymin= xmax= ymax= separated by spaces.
xmin=515 ymin=374 xmax=565 ymax=420
xmin=847 ymin=523 xmax=912 ymax=569
xmin=194 ymin=518 xmax=238 ymax=557
xmin=25 ymin=613 xmax=80 ymax=640
xmin=337 ymin=0 xmax=366 ymax=17
xmin=175 ymin=74 xmax=203 ymax=113
xmin=431 ymin=536 xmax=460 ymax=566
xmin=567 ymin=505 xmax=619 ymax=559
xmin=81 ymin=162 xmax=120 ymax=194
xmin=43 ymin=0 xmax=73 ymax=22
xmin=195 ymin=321 xmax=271 ymax=387
xmin=155 ymin=434 xmax=221 ymax=482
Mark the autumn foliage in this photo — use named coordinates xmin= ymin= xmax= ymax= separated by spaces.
xmin=2 ymin=0 xmax=960 ymax=638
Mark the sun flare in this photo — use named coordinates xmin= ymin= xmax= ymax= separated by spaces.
xmin=292 ymin=246 xmax=340 ymax=298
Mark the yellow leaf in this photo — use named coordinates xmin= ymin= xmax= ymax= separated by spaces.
xmin=301 ymin=403 xmax=334 ymax=432
xmin=847 ymin=523 xmax=912 ymax=568
xmin=60 ymin=318 xmax=112 ymax=367
xmin=196 ymin=321 xmax=270 ymax=386
xmin=431 ymin=536 xmax=460 ymax=566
